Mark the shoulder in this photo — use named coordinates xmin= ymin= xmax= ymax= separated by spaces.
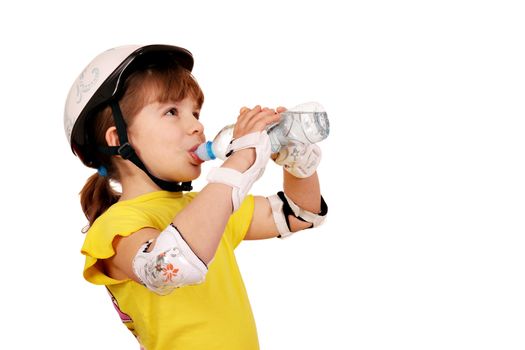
xmin=81 ymin=203 xmax=147 ymax=259
xmin=83 ymin=191 xmax=199 ymax=258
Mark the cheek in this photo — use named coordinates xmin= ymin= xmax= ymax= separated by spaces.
xmin=127 ymin=122 xmax=149 ymax=146
xmin=149 ymin=132 xmax=186 ymax=160
xmin=127 ymin=128 xmax=157 ymax=160
xmin=128 ymin=122 xmax=186 ymax=159
xmin=161 ymin=128 xmax=186 ymax=150
xmin=128 ymin=132 xmax=149 ymax=157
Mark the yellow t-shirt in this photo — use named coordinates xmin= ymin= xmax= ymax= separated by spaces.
xmin=81 ymin=191 xmax=259 ymax=350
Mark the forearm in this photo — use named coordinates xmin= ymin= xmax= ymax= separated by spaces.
xmin=283 ymin=170 xmax=322 ymax=231
xmin=173 ymin=150 xmax=255 ymax=264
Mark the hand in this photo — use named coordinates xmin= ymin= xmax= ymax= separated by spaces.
xmin=233 ymin=105 xmax=281 ymax=139
xmin=274 ymin=141 xmax=322 ymax=178
xmin=223 ymin=106 xmax=280 ymax=172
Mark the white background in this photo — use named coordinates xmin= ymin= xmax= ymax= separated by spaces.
xmin=0 ymin=0 xmax=524 ymax=349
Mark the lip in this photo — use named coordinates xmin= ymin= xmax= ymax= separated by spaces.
xmin=188 ymin=151 xmax=204 ymax=165
xmin=189 ymin=143 xmax=200 ymax=152
xmin=188 ymin=143 xmax=204 ymax=165
xmin=187 ymin=141 xmax=205 ymax=165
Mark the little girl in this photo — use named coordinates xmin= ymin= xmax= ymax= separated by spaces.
xmin=64 ymin=44 xmax=328 ymax=350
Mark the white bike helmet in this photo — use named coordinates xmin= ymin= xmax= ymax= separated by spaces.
xmin=64 ymin=44 xmax=195 ymax=191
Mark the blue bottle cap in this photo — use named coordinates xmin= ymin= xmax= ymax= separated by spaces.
xmin=205 ymin=141 xmax=216 ymax=160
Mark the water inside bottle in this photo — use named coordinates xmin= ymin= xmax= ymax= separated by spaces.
xmin=212 ymin=124 xmax=235 ymax=159
xmin=279 ymin=110 xmax=330 ymax=145
xmin=301 ymin=111 xmax=329 ymax=143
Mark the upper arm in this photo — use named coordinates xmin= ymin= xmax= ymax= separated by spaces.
xmin=244 ymin=195 xmax=313 ymax=240
xmin=102 ymin=227 xmax=160 ymax=282
xmin=244 ymin=196 xmax=279 ymax=240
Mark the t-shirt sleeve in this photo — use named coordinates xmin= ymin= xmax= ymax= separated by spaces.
xmin=225 ymin=195 xmax=255 ymax=249
xmin=81 ymin=206 xmax=152 ymax=286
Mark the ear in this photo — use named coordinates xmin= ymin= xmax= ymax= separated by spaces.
xmin=105 ymin=126 xmax=120 ymax=147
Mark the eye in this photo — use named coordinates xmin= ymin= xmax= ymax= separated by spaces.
xmin=165 ymin=108 xmax=178 ymax=117
xmin=193 ymin=111 xmax=200 ymax=119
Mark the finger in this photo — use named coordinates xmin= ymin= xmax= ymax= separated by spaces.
xmin=246 ymin=109 xmax=281 ymax=130
xmin=242 ymin=105 xmax=262 ymax=125
xmin=236 ymin=105 xmax=260 ymax=125
xmin=262 ymin=107 xmax=275 ymax=114
xmin=251 ymin=108 xmax=278 ymax=122
xmin=234 ymin=105 xmax=262 ymax=134
xmin=246 ymin=105 xmax=261 ymax=117
xmin=276 ymin=106 xmax=287 ymax=113
xmin=270 ymin=110 xmax=282 ymax=123
xmin=234 ymin=107 xmax=250 ymax=132
xmin=237 ymin=106 xmax=256 ymax=119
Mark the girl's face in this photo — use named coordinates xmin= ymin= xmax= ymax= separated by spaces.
xmin=127 ymin=96 xmax=205 ymax=183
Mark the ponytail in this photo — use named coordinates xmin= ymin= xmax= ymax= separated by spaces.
xmin=79 ymin=103 xmax=120 ymax=228
xmin=80 ymin=172 xmax=120 ymax=227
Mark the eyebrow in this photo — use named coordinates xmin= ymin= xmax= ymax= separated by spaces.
xmin=155 ymin=100 xmax=200 ymax=113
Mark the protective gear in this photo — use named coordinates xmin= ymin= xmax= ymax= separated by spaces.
xmin=267 ymin=191 xmax=328 ymax=239
xmin=207 ymin=131 xmax=272 ymax=212
xmin=64 ymin=44 xmax=194 ymax=192
xmin=274 ymin=142 xmax=322 ymax=178
xmin=132 ymin=224 xmax=208 ymax=296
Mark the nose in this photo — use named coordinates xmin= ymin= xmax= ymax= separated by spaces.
xmin=188 ymin=117 xmax=204 ymax=136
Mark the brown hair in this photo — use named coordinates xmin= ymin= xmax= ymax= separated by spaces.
xmin=79 ymin=64 xmax=204 ymax=227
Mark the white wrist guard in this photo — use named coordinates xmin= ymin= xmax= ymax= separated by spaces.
xmin=132 ymin=224 xmax=208 ymax=296
xmin=274 ymin=142 xmax=322 ymax=178
xmin=207 ymin=131 xmax=271 ymax=212
xmin=267 ymin=191 xmax=328 ymax=239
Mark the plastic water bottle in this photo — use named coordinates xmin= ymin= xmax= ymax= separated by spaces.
xmin=195 ymin=102 xmax=330 ymax=161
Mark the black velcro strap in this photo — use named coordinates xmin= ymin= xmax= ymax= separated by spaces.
xmin=110 ymin=101 xmax=130 ymax=144
xmin=318 ymin=195 xmax=328 ymax=216
xmin=277 ymin=191 xmax=308 ymax=232
xmin=97 ymin=145 xmax=118 ymax=156
xmin=117 ymin=142 xmax=135 ymax=159
xmin=276 ymin=191 xmax=328 ymax=233
xmin=225 ymin=139 xmax=235 ymax=158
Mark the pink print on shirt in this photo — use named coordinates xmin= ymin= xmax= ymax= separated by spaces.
xmin=106 ymin=288 xmax=132 ymax=323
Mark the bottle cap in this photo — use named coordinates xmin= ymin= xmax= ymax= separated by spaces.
xmin=195 ymin=141 xmax=216 ymax=161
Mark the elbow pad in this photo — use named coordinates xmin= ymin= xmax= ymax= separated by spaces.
xmin=132 ymin=224 xmax=208 ymax=295
xmin=268 ymin=191 xmax=328 ymax=239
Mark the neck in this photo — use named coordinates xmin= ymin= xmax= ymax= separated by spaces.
xmin=117 ymin=161 xmax=163 ymax=201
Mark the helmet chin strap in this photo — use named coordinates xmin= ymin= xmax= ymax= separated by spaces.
xmin=98 ymin=101 xmax=192 ymax=192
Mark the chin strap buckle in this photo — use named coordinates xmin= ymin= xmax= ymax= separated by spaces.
xmin=117 ymin=142 xmax=135 ymax=159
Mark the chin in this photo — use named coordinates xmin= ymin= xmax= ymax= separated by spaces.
xmin=176 ymin=167 xmax=202 ymax=182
